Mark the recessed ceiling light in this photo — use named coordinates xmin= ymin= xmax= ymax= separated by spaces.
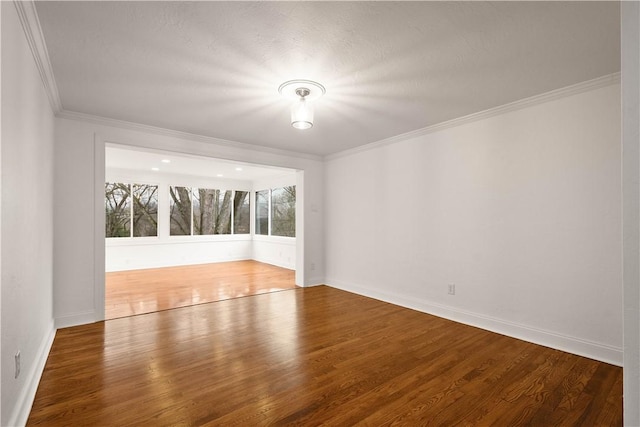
xmin=235 ymin=167 xmax=243 ymax=171
xmin=216 ymin=174 xmax=223 ymax=177
xmin=161 ymin=159 xmax=171 ymax=163
xmin=151 ymin=167 xmax=160 ymax=171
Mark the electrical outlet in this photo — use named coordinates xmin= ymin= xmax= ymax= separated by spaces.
xmin=15 ymin=351 xmax=20 ymax=379
xmin=448 ymin=284 xmax=456 ymax=295
xmin=310 ymin=262 xmax=316 ymax=271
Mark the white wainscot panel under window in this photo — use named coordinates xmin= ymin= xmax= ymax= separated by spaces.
xmin=252 ymin=235 xmax=296 ymax=270
xmin=106 ymin=235 xmax=252 ymax=272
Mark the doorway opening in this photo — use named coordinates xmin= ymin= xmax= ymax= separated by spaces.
xmin=104 ymin=144 xmax=300 ymax=319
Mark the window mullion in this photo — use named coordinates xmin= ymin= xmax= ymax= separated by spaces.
xmin=268 ymin=189 xmax=272 ymax=236
xmin=130 ymin=183 xmax=134 ymax=238
xmin=231 ymin=190 xmax=235 ymax=235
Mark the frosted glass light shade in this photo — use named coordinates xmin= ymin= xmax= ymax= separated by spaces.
xmin=291 ymin=97 xmax=314 ymax=130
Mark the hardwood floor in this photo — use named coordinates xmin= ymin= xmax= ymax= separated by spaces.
xmin=105 ymin=260 xmax=297 ymax=319
xmin=29 ymin=286 xmax=621 ymax=426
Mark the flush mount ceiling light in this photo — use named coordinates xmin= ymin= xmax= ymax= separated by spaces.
xmin=278 ymin=80 xmax=326 ymax=130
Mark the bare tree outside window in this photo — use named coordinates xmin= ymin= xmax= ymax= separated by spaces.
xmin=108 ymin=183 xmax=251 ymax=237
xmin=233 ymin=191 xmax=250 ymax=234
xmin=193 ymin=188 xmax=232 ymax=235
xmin=132 ymin=184 xmax=158 ymax=237
xmin=170 ymin=186 xmax=192 ymax=235
xmin=255 ymin=190 xmax=269 ymax=235
xmin=193 ymin=188 xmax=215 ymax=235
xmin=271 ymin=186 xmax=296 ymax=237
xmin=105 ymin=182 xmax=131 ymax=237
xmin=215 ymin=190 xmax=232 ymax=234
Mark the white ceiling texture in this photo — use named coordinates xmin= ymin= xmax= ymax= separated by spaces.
xmin=36 ymin=1 xmax=620 ymax=158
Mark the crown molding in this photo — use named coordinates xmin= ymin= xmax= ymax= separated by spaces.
xmin=13 ymin=0 xmax=62 ymax=114
xmin=56 ymin=110 xmax=324 ymax=162
xmin=326 ymin=72 xmax=621 ymax=161
xmin=12 ymin=0 xmax=619 ymax=164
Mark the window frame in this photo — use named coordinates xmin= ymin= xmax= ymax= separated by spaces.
xmin=254 ymin=185 xmax=296 ymax=239
xmin=105 ymin=181 xmax=159 ymax=239
xmin=170 ymin=187 xmax=247 ymax=237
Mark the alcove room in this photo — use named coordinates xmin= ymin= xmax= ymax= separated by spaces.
xmin=103 ymin=144 xmax=300 ymax=319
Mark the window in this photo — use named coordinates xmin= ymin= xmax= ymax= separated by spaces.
xmin=193 ymin=188 xmax=214 ymax=235
xmin=172 ymin=187 xmax=246 ymax=236
xmin=107 ymin=183 xmax=249 ymax=237
xmin=233 ymin=191 xmax=250 ymax=234
xmin=193 ymin=188 xmax=232 ymax=235
xmin=169 ymin=186 xmax=192 ymax=236
xmin=105 ymin=183 xmax=131 ymax=237
xmin=255 ymin=185 xmax=296 ymax=237
xmin=215 ymin=190 xmax=232 ymax=235
xmin=105 ymin=182 xmax=158 ymax=238
xmin=271 ymin=186 xmax=296 ymax=237
xmin=255 ymin=190 xmax=269 ymax=236
xmin=132 ymin=184 xmax=158 ymax=237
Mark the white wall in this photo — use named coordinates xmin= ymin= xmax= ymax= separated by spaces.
xmin=105 ymin=167 xmax=253 ymax=271
xmin=107 ymin=238 xmax=252 ymax=271
xmin=54 ymin=117 xmax=325 ymax=327
xmin=251 ymin=174 xmax=297 ymax=270
xmin=622 ymin=2 xmax=640 ymax=424
xmin=1 ymin=2 xmax=56 ymax=425
xmin=252 ymin=236 xmax=296 ymax=270
xmin=325 ymin=81 xmax=622 ymax=365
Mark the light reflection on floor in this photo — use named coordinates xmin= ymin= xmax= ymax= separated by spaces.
xmin=105 ymin=260 xmax=297 ymax=320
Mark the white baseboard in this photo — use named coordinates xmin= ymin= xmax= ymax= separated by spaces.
xmin=326 ymin=279 xmax=623 ymax=367
xmin=252 ymin=257 xmax=295 ymax=271
xmin=252 ymin=257 xmax=296 ymax=270
xmin=55 ymin=310 xmax=96 ymax=329
xmin=7 ymin=323 xmax=56 ymax=427
xmin=304 ymin=277 xmax=325 ymax=287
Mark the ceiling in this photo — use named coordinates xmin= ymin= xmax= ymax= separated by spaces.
xmin=106 ymin=145 xmax=295 ymax=181
xmin=35 ymin=1 xmax=620 ymax=157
